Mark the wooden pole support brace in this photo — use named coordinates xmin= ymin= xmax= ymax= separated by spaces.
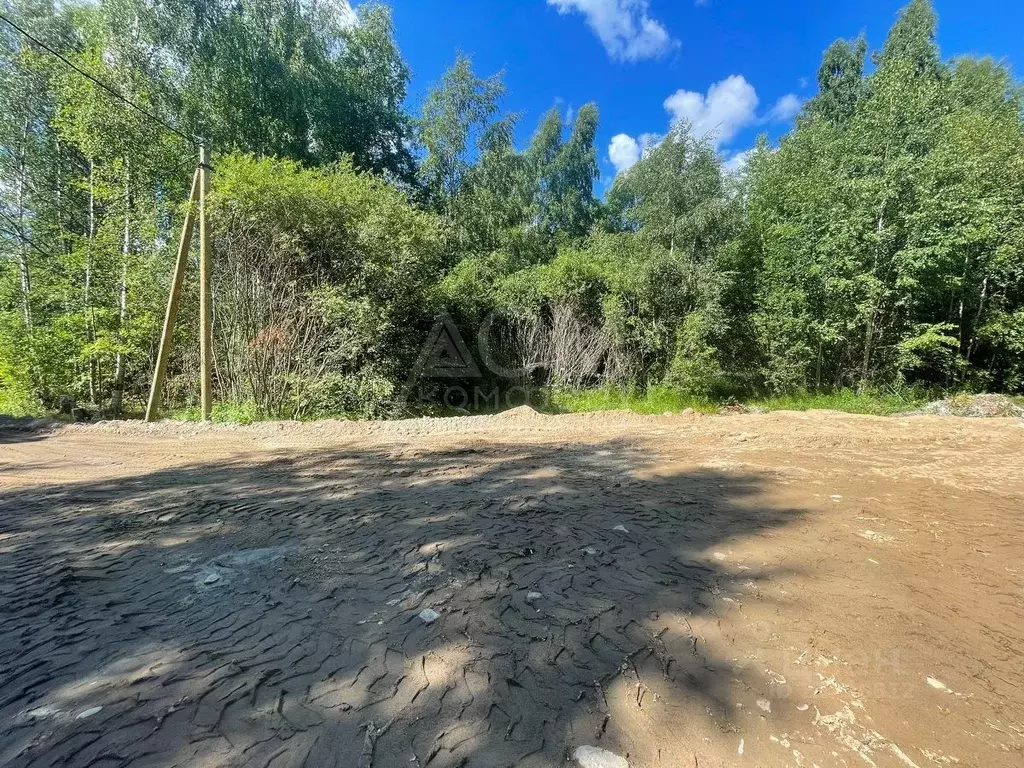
xmin=144 ymin=168 xmax=200 ymax=422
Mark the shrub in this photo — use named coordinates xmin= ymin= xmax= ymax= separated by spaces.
xmin=208 ymin=154 xmax=443 ymax=417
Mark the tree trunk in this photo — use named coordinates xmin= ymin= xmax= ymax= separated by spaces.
xmin=86 ymin=160 xmax=97 ymax=403
xmin=957 ymin=249 xmax=970 ymax=355
xmin=862 ymin=205 xmax=886 ymax=386
xmin=16 ymin=119 xmax=31 ymax=330
xmin=965 ymin=275 xmax=988 ymax=366
xmin=816 ymin=339 xmax=823 ymax=390
xmin=111 ymin=162 xmax=131 ymax=415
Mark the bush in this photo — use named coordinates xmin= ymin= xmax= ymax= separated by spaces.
xmin=208 ymin=154 xmax=444 ymax=417
xmin=664 ymin=313 xmax=723 ymax=397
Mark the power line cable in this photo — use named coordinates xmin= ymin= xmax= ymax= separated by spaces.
xmin=0 ymin=11 xmax=201 ymax=147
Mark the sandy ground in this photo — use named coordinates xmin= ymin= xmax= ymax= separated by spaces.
xmin=1 ymin=409 xmax=1022 ymax=768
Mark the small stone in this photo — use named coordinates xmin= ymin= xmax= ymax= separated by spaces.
xmin=612 ymin=524 xmax=629 ymax=533
xmin=526 ymin=591 xmax=543 ymax=603
xmin=681 ymin=408 xmax=695 ymax=416
xmin=663 ymin=411 xmax=673 ymax=417
xmin=203 ymin=573 xmax=221 ymax=585
xmin=573 ymin=745 xmax=628 ymax=768
xmin=927 ymin=677 xmax=950 ymax=692
xmin=418 ymin=608 xmax=441 ymax=624
xmin=76 ymin=706 xmax=103 ymax=719
xmin=27 ymin=706 xmax=61 ymax=720
xmin=713 ymin=551 xmax=727 ymax=561
xmin=582 ymin=547 xmax=598 ymax=556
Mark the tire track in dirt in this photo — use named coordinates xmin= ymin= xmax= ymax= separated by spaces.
xmin=1 ymin=410 xmax=1022 ymax=766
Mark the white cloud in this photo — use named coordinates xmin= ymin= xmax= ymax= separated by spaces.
xmin=767 ymin=93 xmax=802 ymax=122
xmin=608 ymin=77 xmax=796 ymax=177
xmin=637 ymin=132 xmax=661 ymax=152
xmin=306 ymin=0 xmax=358 ymax=28
xmin=663 ymin=75 xmax=759 ymax=148
xmin=608 ymin=131 xmax=664 ymax=174
xmin=723 ymin=149 xmax=751 ymax=174
xmin=608 ymin=133 xmax=641 ymax=174
xmin=548 ymin=0 xmax=678 ymax=62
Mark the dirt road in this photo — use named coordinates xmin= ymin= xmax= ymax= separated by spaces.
xmin=1 ymin=409 xmax=1022 ymax=767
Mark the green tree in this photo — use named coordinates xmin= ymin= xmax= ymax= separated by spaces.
xmin=811 ymin=36 xmax=867 ymax=126
xmin=744 ymin=0 xmax=1024 ymax=393
xmin=418 ymin=53 xmax=505 ymax=212
xmin=537 ymin=103 xmax=600 ymax=239
xmin=608 ymin=122 xmax=726 ymax=259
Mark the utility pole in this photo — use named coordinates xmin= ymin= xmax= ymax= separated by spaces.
xmin=144 ymin=145 xmax=213 ymax=423
xmin=144 ymin=168 xmax=200 ymax=422
xmin=199 ymin=145 xmax=213 ymax=421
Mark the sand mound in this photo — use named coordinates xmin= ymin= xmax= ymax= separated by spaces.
xmin=494 ymin=404 xmax=544 ymax=420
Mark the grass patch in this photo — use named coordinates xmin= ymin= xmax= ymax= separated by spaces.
xmin=546 ymin=386 xmax=926 ymax=417
xmin=544 ymin=385 xmax=718 ymax=415
xmin=747 ymin=389 xmax=927 ymax=416
xmin=168 ymin=401 xmax=268 ymax=425
xmin=0 ymin=386 xmax=44 ymax=418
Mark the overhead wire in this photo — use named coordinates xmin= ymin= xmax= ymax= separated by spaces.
xmin=0 ymin=12 xmax=206 ymax=290
xmin=0 ymin=10 xmax=201 ymax=147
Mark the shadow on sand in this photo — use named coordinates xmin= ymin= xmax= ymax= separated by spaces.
xmin=0 ymin=435 xmax=806 ymax=766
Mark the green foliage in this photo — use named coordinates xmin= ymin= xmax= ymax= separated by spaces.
xmin=528 ymin=104 xmax=601 ymax=239
xmin=418 ymin=53 xmax=506 ymax=209
xmin=160 ymin=0 xmax=415 ymax=177
xmin=811 ymin=36 xmax=867 ymax=125
xmin=608 ymin=123 xmax=728 ymax=258
xmin=0 ymin=0 xmax=433 ymax=418
xmin=546 ymin=385 xmax=718 ymax=415
xmin=0 ymin=337 xmax=42 ymax=416
xmin=170 ymin=401 xmax=265 ymax=425
xmin=419 ymin=55 xmax=602 ymax=271
xmin=207 ymin=153 xmax=442 ymax=418
xmin=743 ymin=0 xmax=1024 ymax=395
xmin=549 ymin=385 xmax=925 ymax=417
xmin=747 ymin=388 xmax=927 ymax=416
xmin=1 ymin=0 xmax=1023 ymax=423
xmin=877 ymin=0 xmax=942 ymax=78
xmin=897 ymin=323 xmax=961 ymax=379
xmin=664 ymin=312 xmax=723 ymax=397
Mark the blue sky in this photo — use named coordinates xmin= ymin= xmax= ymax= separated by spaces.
xmin=386 ymin=0 xmax=1024 ymax=187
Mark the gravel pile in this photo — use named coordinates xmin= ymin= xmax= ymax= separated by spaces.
xmin=916 ymin=393 xmax=1024 ymax=418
